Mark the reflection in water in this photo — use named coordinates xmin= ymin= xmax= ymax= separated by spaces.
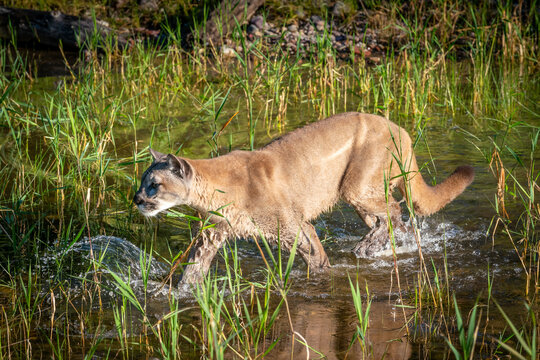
xmin=268 ymin=300 xmax=411 ymax=360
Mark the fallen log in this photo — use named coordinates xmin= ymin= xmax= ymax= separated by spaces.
xmin=0 ymin=6 xmax=127 ymax=49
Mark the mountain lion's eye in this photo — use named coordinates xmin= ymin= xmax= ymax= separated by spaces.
xmin=147 ymin=182 xmax=160 ymax=196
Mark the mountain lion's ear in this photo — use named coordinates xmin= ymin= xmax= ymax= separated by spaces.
xmin=149 ymin=148 xmax=166 ymax=161
xmin=166 ymin=154 xmax=193 ymax=182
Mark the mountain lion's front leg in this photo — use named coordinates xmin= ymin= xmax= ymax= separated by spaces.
xmin=281 ymin=223 xmax=330 ymax=270
xmin=180 ymin=228 xmax=227 ymax=284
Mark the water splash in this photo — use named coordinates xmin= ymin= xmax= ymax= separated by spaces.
xmin=41 ymin=235 xmax=173 ymax=297
xmin=335 ymin=219 xmax=486 ymax=259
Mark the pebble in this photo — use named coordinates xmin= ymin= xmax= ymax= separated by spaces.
xmin=139 ymin=0 xmax=158 ymax=11
xmin=310 ymin=15 xmax=322 ymax=24
xmin=247 ymin=24 xmax=262 ymax=37
xmin=221 ymin=45 xmax=235 ymax=57
xmin=247 ymin=24 xmax=258 ymax=34
xmin=250 ymin=15 xmax=264 ymax=29
xmin=236 ymin=13 xmax=384 ymax=61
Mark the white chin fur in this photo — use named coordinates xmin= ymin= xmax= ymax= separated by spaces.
xmin=138 ymin=202 xmax=176 ymax=217
xmin=141 ymin=208 xmax=161 ymax=217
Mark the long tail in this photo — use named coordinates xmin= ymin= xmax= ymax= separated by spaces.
xmin=403 ymin=165 xmax=475 ymax=216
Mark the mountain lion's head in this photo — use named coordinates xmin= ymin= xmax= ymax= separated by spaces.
xmin=133 ymin=149 xmax=194 ymax=217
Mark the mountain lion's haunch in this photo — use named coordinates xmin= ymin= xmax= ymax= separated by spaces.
xmin=133 ymin=112 xmax=474 ymax=284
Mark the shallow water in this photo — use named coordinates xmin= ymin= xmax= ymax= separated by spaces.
xmin=40 ymin=214 xmax=517 ymax=358
xmin=6 ymin=51 xmax=540 ymax=358
xmin=38 ymin=123 xmax=533 ymax=358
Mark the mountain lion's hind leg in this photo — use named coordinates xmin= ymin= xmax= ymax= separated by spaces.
xmin=350 ymin=198 xmax=406 ymax=257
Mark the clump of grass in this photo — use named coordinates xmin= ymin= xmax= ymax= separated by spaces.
xmin=494 ymin=300 xmax=537 ymax=360
xmin=475 ymin=120 xmax=540 ymax=297
xmin=347 ymin=276 xmax=372 ymax=356
xmin=445 ymin=294 xmax=481 ymax=360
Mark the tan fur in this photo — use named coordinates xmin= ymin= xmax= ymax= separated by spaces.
xmin=134 ymin=112 xmax=474 ymax=283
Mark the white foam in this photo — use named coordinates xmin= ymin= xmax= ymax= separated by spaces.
xmin=336 ymin=219 xmax=485 ymax=259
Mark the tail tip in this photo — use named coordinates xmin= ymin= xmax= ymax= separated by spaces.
xmin=454 ymin=165 xmax=475 ymax=186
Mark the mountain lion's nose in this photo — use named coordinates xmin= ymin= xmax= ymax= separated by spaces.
xmin=133 ymin=193 xmax=143 ymax=205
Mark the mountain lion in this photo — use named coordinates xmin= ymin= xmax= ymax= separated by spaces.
xmin=134 ymin=112 xmax=474 ymax=284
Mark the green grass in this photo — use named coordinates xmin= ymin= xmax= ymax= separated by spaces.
xmin=347 ymin=275 xmax=372 ymax=356
xmin=0 ymin=1 xmax=539 ymax=358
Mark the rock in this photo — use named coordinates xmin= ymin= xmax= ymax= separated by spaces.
xmin=221 ymin=45 xmax=236 ymax=57
xmin=354 ymin=45 xmax=366 ymax=55
xmin=338 ymin=44 xmax=348 ymax=52
xmin=185 ymin=4 xmax=386 ymax=63
xmin=247 ymin=24 xmax=261 ymax=37
xmin=355 ymin=41 xmax=366 ymax=49
xmin=332 ymin=1 xmax=352 ymax=18
xmin=250 ymin=15 xmax=264 ymax=29
xmin=139 ymin=0 xmax=158 ymax=12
